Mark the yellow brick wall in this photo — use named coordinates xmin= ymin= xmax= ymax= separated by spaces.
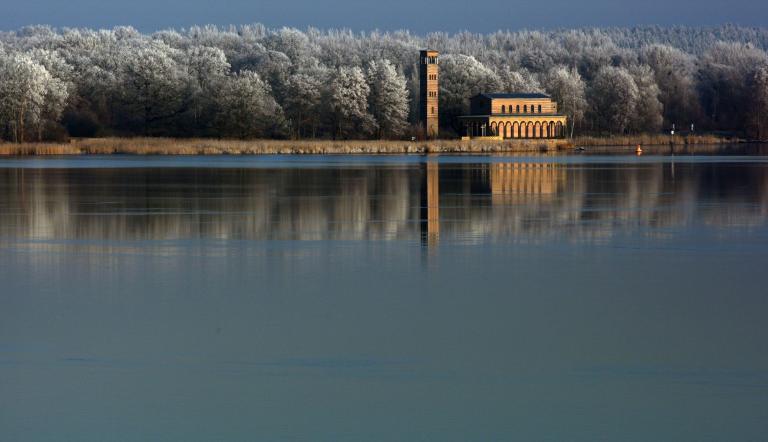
xmin=490 ymin=99 xmax=558 ymax=115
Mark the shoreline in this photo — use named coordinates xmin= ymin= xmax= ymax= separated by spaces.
xmin=0 ymin=135 xmax=741 ymax=156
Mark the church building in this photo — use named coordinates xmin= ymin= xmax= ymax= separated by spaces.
xmin=458 ymin=93 xmax=567 ymax=139
xmin=418 ymin=50 xmax=568 ymax=140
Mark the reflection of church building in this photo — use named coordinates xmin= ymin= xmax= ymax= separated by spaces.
xmin=489 ymin=163 xmax=565 ymax=202
xmin=459 ymin=94 xmax=567 ymax=139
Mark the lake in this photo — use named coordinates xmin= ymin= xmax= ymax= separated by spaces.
xmin=1 ymin=149 xmax=768 ymax=441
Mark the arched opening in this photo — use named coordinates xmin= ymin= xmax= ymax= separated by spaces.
xmin=501 ymin=105 xmax=506 ymax=114
xmin=524 ymin=105 xmax=528 ymax=113
xmin=538 ymin=104 xmax=542 ymax=113
xmin=516 ymin=105 xmax=520 ymax=113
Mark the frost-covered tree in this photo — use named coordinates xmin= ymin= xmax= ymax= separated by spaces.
xmin=3 ymin=23 xmax=768 ymax=138
xmin=367 ymin=59 xmax=409 ymax=138
xmin=498 ymin=66 xmax=543 ymax=93
xmin=119 ymin=43 xmax=187 ymax=134
xmin=239 ymin=49 xmax=293 ymax=106
xmin=215 ymin=70 xmax=284 ymax=139
xmin=748 ymin=67 xmax=768 ymax=139
xmin=513 ymin=31 xmax=563 ymax=74
xmin=0 ymin=53 xmax=67 ymax=142
xmin=28 ymin=49 xmax=75 ymax=86
xmin=629 ymin=65 xmax=663 ymax=133
xmin=439 ymin=54 xmax=501 ymax=133
xmin=698 ymin=42 xmax=768 ymax=131
xmin=544 ymin=66 xmax=586 ymax=138
xmin=640 ymin=44 xmax=699 ymax=128
xmin=326 ymin=66 xmax=376 ymax=139
xmin=284 ymin=70 xmax=325 ymax=138
xmin=184 ymin=46 xmax=230 ymax=133
xmin=264 ymin=28 xmax=319 ymax=68
xmin=26 ymin=49 xmax=72 ymax=139
xmin=588 ymin=66 xmax=639 ymax=134
xmin=186 ymin=46 xmax=229 ymax=91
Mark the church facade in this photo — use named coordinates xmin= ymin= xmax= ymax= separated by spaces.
xmin=458 ymin=93 xmax=568 ymax=139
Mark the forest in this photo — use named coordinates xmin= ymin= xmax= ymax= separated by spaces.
xmin=1 ymin=24 xmax=768 ymax=142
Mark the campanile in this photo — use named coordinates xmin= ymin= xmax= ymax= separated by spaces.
xmin=419 ymin=50 xmax=439 ymax=139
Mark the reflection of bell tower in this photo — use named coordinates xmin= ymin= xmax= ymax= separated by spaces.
xmin=420 ymin=161 xmax=439 ymax=247
xmin=419 ymin=50 xmax=439 ymax=139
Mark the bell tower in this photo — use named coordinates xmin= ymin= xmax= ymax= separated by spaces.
xmin=419 ymin=50 xmax=439 ymax=139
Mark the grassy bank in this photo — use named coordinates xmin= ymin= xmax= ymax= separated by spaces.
xmin=0 ymin=134 xmax=735 ymax=156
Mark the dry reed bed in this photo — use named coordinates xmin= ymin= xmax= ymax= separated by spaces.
xmin=572 ymin=134 xmax=729 ymax=146
xmin=1 ymin=137 xmax=569 ymax=155
xmin=0 ymin=134 xmax=732 ymax=156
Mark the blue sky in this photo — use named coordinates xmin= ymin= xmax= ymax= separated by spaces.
xmin=2 ymin=0 xmax=766 ymax=32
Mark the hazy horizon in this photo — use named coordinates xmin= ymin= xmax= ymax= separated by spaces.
xmin=2 ymin=0 xmax=767 ymax=33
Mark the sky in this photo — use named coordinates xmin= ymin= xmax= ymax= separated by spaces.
xmin=1 ymin=0 xmax=766 ymax=33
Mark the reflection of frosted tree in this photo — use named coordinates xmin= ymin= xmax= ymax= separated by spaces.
xmin=1 ymin=163 xmax=767 ymax=243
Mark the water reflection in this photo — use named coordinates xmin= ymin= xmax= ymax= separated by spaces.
xmin=0 ymin=157 xmax=767 ymax=245
xmin=3 ymin=155 xmax=768 ymax=441
xmin=421 ymin=160 xmax=440 ymax=248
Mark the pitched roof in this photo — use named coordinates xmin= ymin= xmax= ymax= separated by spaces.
xmin=475 ymin=93 xmax=551 ymax=99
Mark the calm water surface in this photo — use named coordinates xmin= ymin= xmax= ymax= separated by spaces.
xmin=1 ymin=150 xmax=768 ymax=441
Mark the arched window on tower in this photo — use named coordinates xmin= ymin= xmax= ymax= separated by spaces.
xmin=538 ymin=105 xmax=542 ymax=113
xmin=501 ymin=105 xmax=506 ymax=114
xmin=516 ymin=105 xmax=520 ymax=113
xmin=524 ymin=105 xmax=528 ymax=113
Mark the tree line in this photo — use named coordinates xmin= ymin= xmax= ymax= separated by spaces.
xmin=1 ymin=24 xmax=768 ymax=142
